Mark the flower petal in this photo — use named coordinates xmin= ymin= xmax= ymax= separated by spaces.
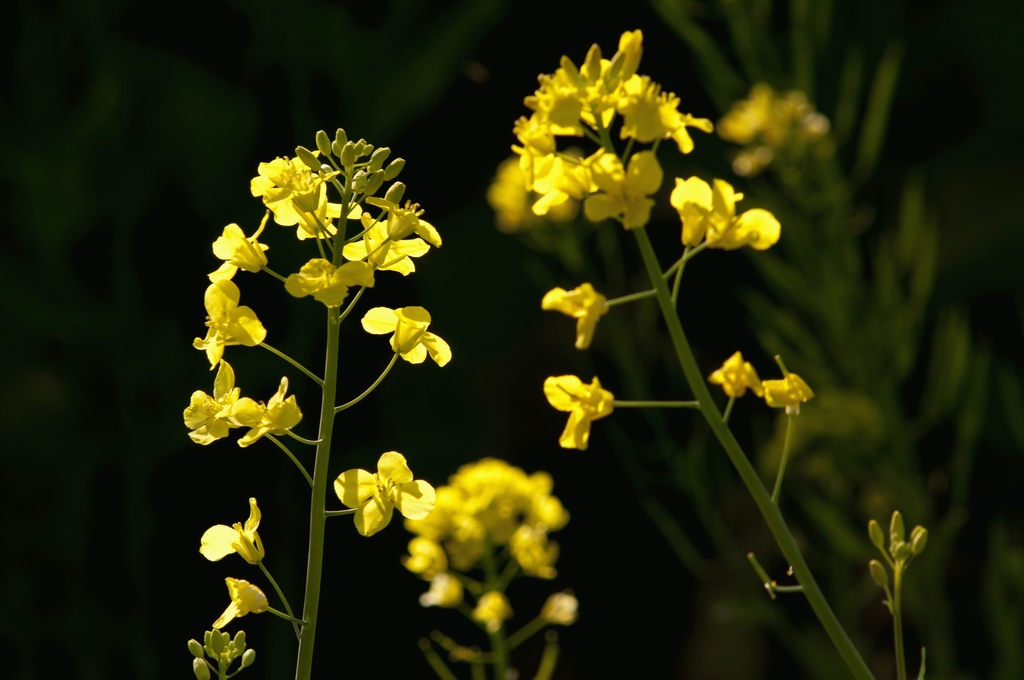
xmin=544 ymin=375 xmax=584 ymax=412
xmin=378 ymin=451 xmax=414 ymax=484
xmin=354 ymin=495 xmax=393 ymax=537
xmin=421 ymin=333 xmax=452 ymax=367
xmin=334 ymin=468 xmax=377 ymax=508
xmin=361 ymin=307 xmax=399 ymax=335
xmin=396 ymin=480 xmax=436 ymax=520
xmin=200 ymin=525 xmax=241 ymax=561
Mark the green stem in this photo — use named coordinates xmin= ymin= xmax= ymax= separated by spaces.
xmin=337 ymin=286 xmax=366 ymax=326
xmin=613 ymin=400 xmax=699 ymax=409
xmin=261 ymin=266 xmax=288 ymax=283
xmin=722 ymin=396 xmax=736 ymax=424
xmin=894 ymin=566 xmax=908 ymax=680
xmin=533 ymin=632 xmax=560 ymax=680
xmin=335 ymin=354 xmax=398 ymax=412
xmin=293 ymin=305 xmax=342 ymax=680
xmin=481 ymin=539 xmax=509 ymax=680
xmin=259 ymin=561 xmax=300 ymax=639
xmin=265 ymin=435 xmax=313 ymax=488
xmin=606 ymin=289 xmax=656 ymax=307
xmin=662 ymin=255 xmax=685 ymax=279
xmin=419 ymin=640 xmax=460 ymax=680
xmin=631 ymin=227 xmax=874 ymax=680
xmin=267 ymin=607 xmax=307 ymax=625
xmin=771 ymin=414 xmax=796 ymax=504
xmin=258 ymin=343 xmax=323 ymax=387
xmin=506 ymin=616 xmax=547 ymax=651
xmin=286 ymin=431 xmax=322 ymax=446
xmin=324 ymin=508 xmax=357 ymax=517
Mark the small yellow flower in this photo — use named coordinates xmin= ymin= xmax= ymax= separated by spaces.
xmin=510 ymin=525 xmax=559 ymax=579
xmin=419 ymin=573 xmax=463 ymax=609
xmin=212 ymin=578 xmax=268 ymax=630
xmin=473 ymin=592 xmax=513 ymax=632
xmin=200 ymin=497 xmax=265 ymax=564
xmin=208 ymin=218 xmax=269 ymax=282
xmin=284 ymin=258 xmax=375 ymax=307
xmin=342 ymin=213 xmax=430 ymax=275
xmin=584 ymin=151 xmax=663 ymax=229
xmin=708 ymin=351 xmax=764 ymax=398
xmin=543 ymin=375 xmax=614 ymax=450
xmin=541 ymin=592 xmax=579 ymax=625
xmin=541 ymin=283 xmax=609 ymax=350
xmin=762 ymin=373 xmax=815 ymax=415
xmin=193 ymin=281 xmax=267 ymax=367
xmin=401 ymin=537 xmax=448 ymax=580
xmin=529 ymin=153 xmax=595 ymax=217
xmin=364 ymin=197 xmax=441 ymax=247
xmin=361 ymin=306 xmax=452 ymax=366
xmin=334 ymin=452 xmax=436 ymax=537
xmin=617 ymin=75 xmax=713 ymax=153
xmin=250 ymin=156 xmax=322 ymax=227
xmin=237 ymin=378 xmax=302 ymax=448
xmin=183 ymin=361 xmax=262 ymax=445
xmin=669 ymin=177 xmax=780 ymax=250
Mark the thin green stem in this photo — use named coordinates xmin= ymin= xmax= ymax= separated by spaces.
xmin=554 ymin=151 xmax=581 ymax=165
xmin=662 ymin=255 xmax=685 ymax=279
xmin=671 ymin=262 xmax=685 ymax=304
xmin=324 ymin=508 xmax=357 ymax=517
xmin=606 ymin=289 xmax=656 ymax=307
xmin=494 ymin=555 xmax=519 ymax=593
xmin=722 ymin=396 xmax=736 ymax=424
xmin=337 ymin=286 xmax=366 ymax=326
xmin=265 ymin=435 xmax=313 ymax=488
xmin=894 ymin=566 xmax=908 ymax=680
xmin=506 ymin=616 xmax=547 ymax=651
xmin=258 ymin=343 xmax=323 ymax=387
xmin=259 ymin=561 xmax=300 ymax=639
xmin=419 ymin=640 xmax=460 ymax=680
xmin=470 ymin=661 xmax=486 ymax=680
xmin=261 ymin=266 xmax=288 ymax=283
xmin=773 ymin=584 xmax=805 ymax=593
xmin=481 ymin=539 xmax=509 ymax=680
xmin=286 ymin=431 xmax=322 ymax=446
xmin=533 ymin=632 xmax=560 ymax=680
xmin=682 ymin=240 xmax=711 ymax=262
xmin=771 ymin=414 xmax=796 ymax=504
xmin=267 ymin=607 xmax=307 ymax=626
xmin=335 ymin=354 xmax=398 ymax=413
xmin=632 ymin=227 xmax=874 ymax=680
xmin=620 ymin=137 xmax=635 ymax=163
xmin=613 ymin=400 xmax=699 ymax=409
xmin=583 ymin=127 xmax=604 ymax=147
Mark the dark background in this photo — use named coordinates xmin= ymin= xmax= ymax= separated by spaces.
xmin=2 ymin=0 xmax=1022 ymax=678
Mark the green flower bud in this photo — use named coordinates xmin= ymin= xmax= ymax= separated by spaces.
xmin=384 ymin=181 xmax=406 ymax=205
xmin=352 ymin=170 xmax=367 ymax=192
xmin=364 ymin=170 xmax=385 ymax=196
xmin=193 ymin=658 xmax=211 ymax=680
xmin=188 ymin=639 xmax=204 ymax=659
xmin=889 ymin=510 xmax=905 ymax=550
xmin=333 ymin=128 xmax=348 ymax=154
xmin=315 ymin=130 xmax=332 ymax=157
xmin=868 ymin=559 xmax=888 ymax=589
xmin=868 ymin=519 xmax=885 ymax=550
xmin=232 ymin=630 xmax=246 ymax=653
xmin=242 ymin=649 xmax=256 ymax=668
xmin=368 ymin=147 xmax=391 ymax=172
xmin=295 ymin=146 xmax=321 ymax=171
xmin=893 ymin=541 xmax=912 ymax=562
xmin=203 ymin=631 xmax=214 ymax=657
xmin=353 ymin=139 xmax=372 ymax=158
xmin=910 ymin=526 xmax=928 ymax=555
xmin=210 ymin=629 xmax=225 ymax=655
xmin=383 ymin=158 xmax=406 ymax=180
xmin=340 ymin=141 xmax=357 ymax=167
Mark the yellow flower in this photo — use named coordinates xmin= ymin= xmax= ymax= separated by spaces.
xmin=341 ymin=213 xmax=430 ymax=275
xmin=361 ymin=306 xmax=452 ymax=366
xmin=401 ymin=537 xmax=448 ymax=580
xmin=526 ymin=63 xmax=585 ymax=137
xmin=212 ymin=578 xmax=268 ymax=630
xmin=617 ymin=75 xmax=713 ymax=153
xmin=473 ymin=592 xmax=512 ymax=633
xmin=183 ymin=361 xmax=262 ymax=445
xmin=208 ymin=218 xmax=269 ymax=282
xmin=541 ymin=283 xmax=609 ymax=349
xmin=237 ymin=378 xmax=302 ymax=448
xmin=294 ymin=188 xmax=362 ymax=242
xmin=708 ymin=351 xmax=764 ymax=398
xmin=334 ymin=452 xmax=436 ymax=537
xmin=200 ymin=497 xmax=266 ymax=564
xmin=530 ymin=152 xmax=595 ymax=217
xmin=669 ymin=177 xmax=780 ymax=250
xmin=364 ymin=197 xmax=441 ymax=247
xmin=583 ymin=151 xmax=662 ymax=229
xmin=512 ymin=115 xmax=557 ymax=192
xmin=616 ymin=29 xmax=644 ymax=79
xmin=762 ymin=373 xmax=815 ymax=415
xmin=249 ymin=156 xmax=322 ymax=227
xmin=419 ymin=573 xmax=463 ymax=609
xmin=718 ymin=83 xmax=775 ymax=146
xmin=510 ymin=525 xmax=559 ymax=579
xmin=284 ymin=258 xmax=375 ymax=307
xmin=541 ymin=592 xmax=579 ymax=625
xmin=193 ymin=281 xmax=267 ymax=367
xmin=543 ymin=375 xmax=614 ymax=450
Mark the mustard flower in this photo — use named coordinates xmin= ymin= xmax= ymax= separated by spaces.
xmin=364 ymin=197 xmax=441 ymax=247
xmin=541 ymin=592 xmax=579 ymax=626
xmin=183 ymin=361 xmax=262 ymax=445
xmin=708 ymin=351 xmax=764 ymax=398
xmin=293 ymin=187 xmax=360 ymax=242
xmin=212 ymin=578 xmax=268 ymax=630
xmin=617 ymin=75 xmax=713 ymax=153
xmin=237 ymin=378 xmax=302 ymax=448
xmin=669 ymin=177 xmax=780 ymax=250
xmin=250 ymin=156 xmax=322 ymax=227
xmin=512 ymin=115 xmax=557 ymax=191
xmin=401 ymin=537 xmax=448 ymax=580
xmin=419 ymin=573 xmax=463 ymax=609
xmin=526 ymin=62 xmax=585 ymax=137
xmin=193 ymin=281 xmax=267 ymax=367
xmin=529 ymin=151 xmax=595 ymax=217
xmin=762 ymin=373 xmax=815 ymax=415
xmin=208 ymin=218 xmax=269 ymax=282
xmin=510 ymin=525 xmax=559 ymax=579
xmin=200 ymin=497 xmax=265 ymax=564
xmin=334 ymin=451 xmax=437 ymax=537
xmin=541 ymin=283 xmax=609 ymax=349
xmin=341 ymin=213 xmax=430 ymax=275
xmin=543 ymin=375 xmax=614 ymax=450
xmin=473 ymin=592 xmax=513 ymax=632
xmin=584 ymin=151 xmax=663 ymax=229
xmin=284 ymin=258 xmax=375 ymax=307
xmin=361 ymin=306 xmax=452 ymax=366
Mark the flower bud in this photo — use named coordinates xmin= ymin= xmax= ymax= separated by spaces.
xmin=209 ymin=629 xmax=225 ymax=654
xmin=241 ymin=649 xmax=256 ymax=668
xmin=383 ymin=158 xmax=406 ymax=180
xmin=352 ymin=170 xmax=367 ymax=192
xmin=353 ymin=139 xmax=372 ymax=158
xmin=295 ymin=146 xmax=321 ymax=171
xmin=315 ymin=130 xmax=332 ymax=157
xmin=368 ymin=147 xmax=391 ymax=172
xmin=893 ymin=541 xmax=912 ymax=562
xmin=203 ymin=631 xmax=214 ymax=657
xmin=889 ymin=510 xmax=905 ymax=549
xmin=910 ymin=526 xmax=928 ymax=555
xmin=364 ymin=171 xmax=385 ymax=196
xmin=188 ymin=639 xmax=204 ymax=659
xmin=232 ymin=630 xmax=246 ymax=654
xmin=193 ymin=658 xmax=211 ymax=680
xmin=541 ymin=591 xmax=578 ymax=625
xmin=332 ymin=128 xmax=348 ymax=156
xmin=868 ymin=559 xmax=888 ymax=589
xmin=384 ymin=181 xmax=406 ymax=205
xmin=868 ymin=519 xmax=885 ymax=551
xmin=340 ymin=141 xmax=357 ymax=167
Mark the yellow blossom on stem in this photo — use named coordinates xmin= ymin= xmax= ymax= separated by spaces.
xmin=193 ymin=280 xmax=267 ymax=367
xmin=293 ymin=186 xmax=362 ymax=242
xmin=473 ymin=592 xmax=513 ymax=633
xmin=208 ymin=218 xmax=269 ymax=282
xmin=249 ymin=156 xmax=323 ymax=227
xmin=543 ymin=375 xmax=614 ymax=450
xmin=334 ymin=451 xmax=436 ymax=537
xmin=419 ymin=573 xmax=463 ymax=608
xmin=584 ymin=151 xmax=663 ymax=229
xmin=213 ymin=578 xmax=268 ymax=630
xmin=237 ymin=377 xmax=302 ymax=448
xmin=364 ymin=197 xmax=441 ymax=247
xmin=617 ymin=75 xmax=714 ymax=153
xmin=541 ymin=283 xmax=609 ymax=349
xmin=284 ymin=258 xmax=375 ymax=307
xmin=669 ymin=177 xmax=780 ymax=250
xmin=510 ymin=524 xmax=559 ymax=579
xmin=541 ymin=592 xmax=579 ymax=625
xmin=708 ymin=351 xmax=764 ymax=398
xmin=342 ymin=213 xmax=430 ymax=275
xmin=183 ymin=361 xmax=262 ymax=445
xmin=401 ymin=537 xmax=448 ymax=580
xmin=526 ymin=62 xmax=585 ymax=136
xmin=763 ymin=373 xmax=815 ymax=414
xmin=361 ymin=306 xmax=452 ymax=366
xmin=200 ymin=497 xmax=266 ymax=564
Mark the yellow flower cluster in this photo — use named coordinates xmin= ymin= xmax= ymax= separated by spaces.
xmin=708 ymin=351 xmax=815 ymax=414
xmin=718 ymin=83 xmax=832 ymax=177
xmin=487 ymin=156 xmax=580 ymax=232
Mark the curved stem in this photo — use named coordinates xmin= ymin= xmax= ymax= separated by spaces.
xmin=258 ymin=343 xmax=323 ymax=387
xmin=265 ymin=435 xmax=313 ymax=488
xmin=613 ymin=400 xmax=699 ymax=408
xmin=337 ymin=286 xmax=366 ymax=326
xmin=259 ymin=561 xmax=300 ymax=639
xmin=286 ymin=431 xmax=322 ymax=446
xmin=722 ymin=396 xmax=736 ymax=424
xmin=267 ymin=607 xmax=307 ymax=626
xmin=335 ymin=354 xmax=398 ymax=413
xmin=324 ymin=508 xmax=357 ymax=517
xmin=771 ymin=414 xmax=796 ymax=504
xmin=632 ymin=227 xmax=874 ymax=680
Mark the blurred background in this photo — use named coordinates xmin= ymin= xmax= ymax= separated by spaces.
xmin=2 ymin=0 xmax=1023 ymax=678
